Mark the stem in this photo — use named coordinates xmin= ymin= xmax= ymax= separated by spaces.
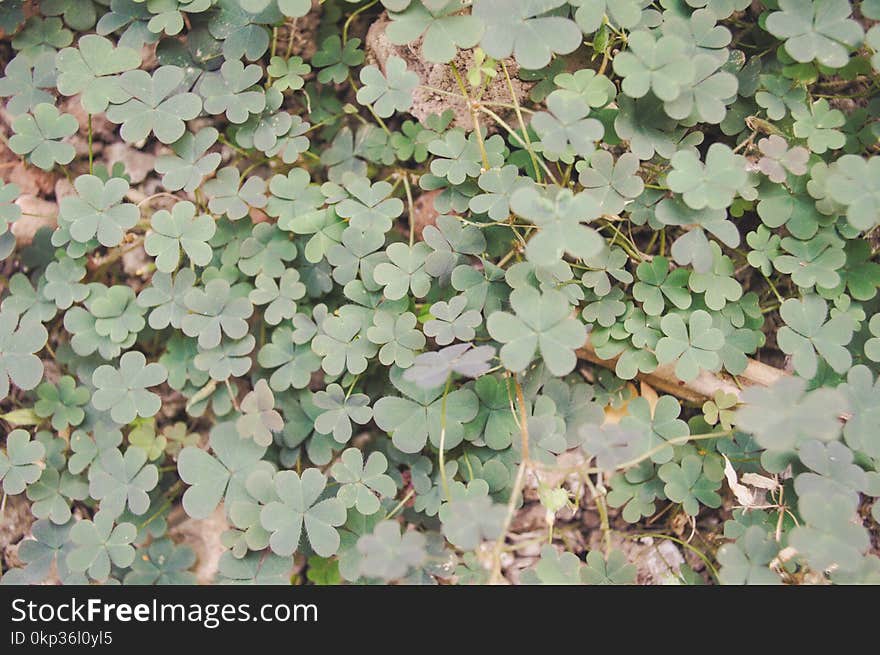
xmin=401 ymin=171 xmax=416 ymax=247
xmin=477 ymin=106 xmax=559 ymax=185
xmin=342 ymin=0 xmax=377 ymax=44
xmin=500 ymin=61 xmax=541 ymax=184
xmin=87 ymin=114 xmax=93 ymax=175
xmin=583 ymin=474 xmax=612 ymax=556
xmin=384 ymin=488 xmax=415 ymax=520
xmin=438 ymin=374 xmax=453 ymax=502
xmin=450 ymin=62 xmax=490 ymax=170
xmin=488 ymin=376 xmax=530 ymax=584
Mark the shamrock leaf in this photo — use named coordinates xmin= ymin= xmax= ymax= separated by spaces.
xmin=336 ymin=176 xmax=404 ymax=233
xmin=736 ymin=377 xmax=847 ymax=452
xmin=425 ymin=295 xmax=482 ymax=345
xmin=474 ymin=0 xmax=582 ymax=70
xmin=145 ymin=201 xmax=216 ymax=272
xmin=312 ymin=35 xmax=365 ymax=84
xmin=106 ymin=65 xmax=202 ymax=144
xmin=267 ymin=55 xmax=310 ymax=91
xmin=0 ymin=54 xmax=57 ymax=116
xmin=404 ymin=343 xmax=496 ymax=389
xmin=155 ymin=128 xmax=222 ymax=193
xmin=66 ymin=510 xmax=136 ymax=582
xmin=26 ymin=468 xmax=88 ymax=525
xmin=137 ymin=269 xmax=195 ymax=330
xmin=632 ymin=256 xmax=691 ymax=316
xmin=438 ymin=480 xmax=505 ymax=550
xmin=313 ymin=383 xmax=373 ymax=444
xmin=58 ymin=174 xmax=139 ymax=248
xmin=68 ymin=424 xmax=123 ymax=476
xmin=236 ymin=380 xmax=283 ymax=447
xmin=792 ymin=99 xmax=845 ymax=153
xmin=488 ymin=286 xmax=585 ymax=376
xmin=655 ymin=310 xmax=724 ymax=382
xmin=520 ymin=544 xmax=584 ymax=584
xmin=620 ymin=395 xmax=690 ymax=465
xmin=91 ymin=351 xmax=168 ymax=424
xmin=510 ymin=186 xmax=603 ymax=267
xmin=374 ymin=365 xmax=478 ymax=453
xmin=373 ymin=242 xmax=432 ymax=300
xmin=178 ymin=421 xmax=273 ymax=519
xmin=766 ymin=0 xmax=863 ymax=69
xmin=658 ymin=454 xmax=722 ymax=516
xmin=193 ymin=335 xmax=256 ymax=382
xmin=34 ymin=376 xmax=89 ymax=431
xmin=260 ymin=468 xmax=346 ymax=557
xmin=578 ymin=151 xmax=644 ymax=215
xmin=668 ymin=143 xmax=756 ymax=210
xmin=757 ymin=135 xmax=810 ymax=183
xmin=826 ymin=154 xmax=880 ymax=231
xmin=357 ymin=56 xmax=418 ymax=118
xmin=387 ymin=1 xmax=483 ymax=64
xmin=356 ymin=520 xmax=426 ymax=581
xmin=204 ymin=167 xmax=268 ymax=221
xmin=367 ymin=310 xmax=426 ymax=368
xmin=0 ymin=311 xmax=48 ymax=401
xmin=331 ymin=449 xmax=396 ymax=515
xmin=469 ymin=165 xmax=532 ymax=221
xmin=42 ymin=257 xmax=88 ymax=311
xmin=311 ymin=306 xmax=377 ymax=376
xmin=777 ymin=294 xmax=853 ymax=378
xmin=249 ymin=270 xmax=306 ymax=326
xmin=123 ymin=539 xmax=197 ymax=585
xmin=581 ymin=550 xmax=638 ymax=585
xmin=532 ymin=91 xmax=603 ymax=158
xmin=55 ymin=34 xmax=141 ymax=113
xmin=88 ymin=447 xmax=159 ymax=518
xmin=0 ymin=429 xmax=45 ymax=495
xmin=258 ymin=326 xmax=323 ymax=391
xmin=199 ymin=59 xmax=266 ymax=124
xmin=8 ymin=103 xmax=77 ymax=170
xmin=613 ymin=31 xmax=695 ymax=102
xmin=182 ymin=278 xmax=254 ymax=349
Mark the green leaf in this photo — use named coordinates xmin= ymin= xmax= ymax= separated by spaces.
xmin=356 ymin=520 xmax=426 ymax=581
xmin=777 ymin=294 xmax=853 ymax=378
xmin=91 ymin=351 xmax=168 ymax=425
xmin=55 ymin=34 xmax=141 ymax=113
xmin=236 ymin=379 xmax=283 ymax=447
xmin=260 ymin=468 xmax=346 ymax=557
xmin=88 ymin=446 xmax=159 ymax=518
xmin=388 ymin=1 xmax=483 ymax=64
xmin=66 ymin=510 xmax=136 ymax=582
xmin=8 ymin=103 xmax=77 ymax=170
xmin=487 ymin=286 xmax=585 ymax=376
xmin=331 ymin=448 xmax=396 ymax=515
xmin=145 ymin=200 xmax=216 ymax=272
xmin=766 ymin=0 xmax=863 ymax=69
xmin=0 ymin=311 xmax=48 ymax=401
xmin=356 ymin=56 xmax=418 ymax=118
xmin=0 ymin=429 xmax=45 ymax=495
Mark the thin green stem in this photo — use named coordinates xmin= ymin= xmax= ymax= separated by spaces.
xmin=438 ymin=374 xmax=453 ymax=501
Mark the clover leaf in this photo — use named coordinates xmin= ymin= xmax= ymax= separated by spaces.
xmin=88 ymin=447 xmax=159 ymax=518
xmin=658 ymin=454 xmax=722 ymax=516
xmin=106 ymin=65 xmax=201 ymax=143
xmin=331 ymin=448 xmax=396 ymax=516
xmin=655 ymin=310 xmax=724 ymax=382
xmin=34 ymin=375 xmax=89 ymax=431
xmin=0 ymin=429 xmax=45 ymax=495
xmin=0 ymin=310 xmax=47 ymax=401
xmin=313 ymin=383 xmax=373 ymax=444
xmin=510 ymin=186 xmax=603 ymax=267
xmin=668 ymin=143 xmax=756 ymax=210
xmin=438 ymin=480 xmax=505 ymax=550
xmin=388 ymin=1 xmax=483 ymax=64
xmin=91 ymin=351 xmax=168 ymax=424
xmin=474 ymin=0 xmax=581 ymax=70
xmin=8 ymin=103 xmax=77 ymax=170
xmin=766 ymin=0 xmax=863 ymax=69
xmin=204 ymin=166 xmax=268 ymax=221
xmin=260 ymin=468 xmax=346 ymax=557
xmin=488 ymin=286 xmax=585 ymax=376
xmin=613 ymin=31 xmax=695 ymax=102
xmin=55 ymin=34 xmax=141 ymax=113
xmin=374 ymin=365 xmax=478 ymax=453
xmin=236 ymin=380 xmax=284 ymax=447
xmin=357 ymin=56 xmax=418 ymax=118
xmin=199 ymin=59 xmax=265 ymax=124
xmin=777 ymin=294 xmax=853 ymax=378
xmin=155 ymin=128 xmax=222 ymax=193
xmin=123 ymin=539 xmax=197 ymax=585
xmin=182 ymin=278 xmax=254 ymax=349
xmin=66 ymin=510 xmax=136 ymax=582
xmin=356 ymin=520 xmax=426 ymax=581
xmin=58 ymin=174 xmax=139 ymax=248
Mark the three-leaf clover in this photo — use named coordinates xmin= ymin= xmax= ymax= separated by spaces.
xmin=655 ymin=310 xmax=724 ymax=382
xmin=313 ymin=383 xmax=373 ymax=444
xmin=260 ymin=469 xmax=346 ymax=557
xmin=34 ymin=376 xmax=89 ymax=431
xmin=236 ymin=380 xmax=284 ymax=447
xmin=88 ymin=447 xmax=159 ymax=518
xmin=0 ymin=429 xmax=45 ymax=495
xmin=331 ymin=449 xmax=397 ymax=516
xmin=91 ymin=351 xmax=168 ymax=424
xmin=777 ymin=294 xmax=853 ymax=378
xmin=182 ymin=278 xmax=254 ymax=349
xmin=57 ymin=174 xmax=139 ymax=248
xmin=8 ymin=103 xmax=77 ymax=170
xmin=766 ymin=0 xmax=863 ymax=69
xmin=55 ymin=34 xmax=141 ymax=113
xmin=356 ymin=56 xmax=418 ymax=118
xmin=106 ymin=65 xmax=202 ymax=143
xmin=487 ymin=286 xmax=586 ymax=376
xmin=145 ymin=201 xmax=216 ymax=272
xmin=658 ymin=454 xmax=723 ymax=516
xmin=66 ymin=510 xmax=136 ymax=582
xmin=0 ymin=311 xmax=48 ymax=401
